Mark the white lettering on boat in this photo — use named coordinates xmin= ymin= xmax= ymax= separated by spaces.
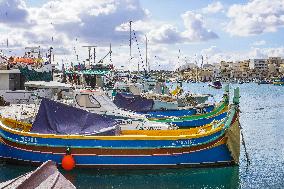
xmin=20 ymin=136 xmax=38 ymax=143
xmin=171 ymin=140 xmax=194 ymax=146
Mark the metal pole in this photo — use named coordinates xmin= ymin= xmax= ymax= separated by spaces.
xmin=93 ymin=47 xmax=96 ymax=64
xmin=82 ymin=45 xmax=97 ymax=66
xmin=49 ymin=47 xmax=53 ymax=64
xmin=88 ymin=47 xmax=91 ymax=66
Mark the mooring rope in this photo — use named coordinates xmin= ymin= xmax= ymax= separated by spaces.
xmin=239 ymin=121 xmax=251 ymax=167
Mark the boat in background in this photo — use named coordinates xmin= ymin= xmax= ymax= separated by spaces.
xmin=0 ymin=161 xmax=75 ymax=188
xmin=273 ymin=77 xmax=284 ymax=86
xmin=209 ymin=80 xmax=222 ymax=89
xmin=258 ymin=79 xmax=272 ymax=85
xmin=113 ymin=92 xmax=214 ymax=118
xmin=112 ymin=81 xmax=211 ymax=112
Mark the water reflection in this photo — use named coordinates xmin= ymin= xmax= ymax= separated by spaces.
xmin=63 ymin=167 xmax=240 ymax=189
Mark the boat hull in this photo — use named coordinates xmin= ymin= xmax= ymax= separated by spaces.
xmin=0 ymin=136 xmax=235 ymax=169
xmin=0 ymin=104 xmax=239 ymax=169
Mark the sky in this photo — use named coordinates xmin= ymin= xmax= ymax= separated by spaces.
xmin=0 ymin=0 xmax=284 ymax=70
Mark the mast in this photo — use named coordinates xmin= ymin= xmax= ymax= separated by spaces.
xmin=195 ymin=54 xmax=198 ymax=82
xmin=93 ymin=47 xmax=96 ymax=64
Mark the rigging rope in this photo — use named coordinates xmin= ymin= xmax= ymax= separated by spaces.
xmin=132 ymin=30 xmax=144 ymax=68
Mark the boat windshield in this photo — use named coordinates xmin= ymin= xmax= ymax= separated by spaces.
xmin=75 ymin=94 xmax=101 ymax=108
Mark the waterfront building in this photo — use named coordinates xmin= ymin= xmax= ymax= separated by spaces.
xmin=231 ymin=62 xmax=242 ymax=81
xmin=279 ymin=63 xmax=284 ymax=76
xmin=249 ymin=59 xmax=267 ymax=70
xmin=249 ymin=59 xmax=268 ymax=79
xmin=267 ymin=57 xmax=281 ymax=78
xmin=220 ymin=61 xmax=233 ymax=81
xmin=213 ymin=64 xmax=221 ymax=79
xmin=238 ymin=60 xmax=250 ymax=80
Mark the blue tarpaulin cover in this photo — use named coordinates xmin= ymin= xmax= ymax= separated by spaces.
xmin=31 ymin=98 xmax=118 ymax=135
xmin=113 ymin=92 xmax=154 ymax=112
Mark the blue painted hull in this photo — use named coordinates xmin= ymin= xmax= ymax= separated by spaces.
xmin=0 ymin=139 xmax=233 ymax=167
xmin=173 ymin=112 xmax=227 ymax=127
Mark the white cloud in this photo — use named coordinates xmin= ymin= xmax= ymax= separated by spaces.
xmin=148 ymin=24 xmax=184 ymax=44
xmin=201 ymin=46 xmax=221 ymax=56
xmin=0 ymin=0 xmax=150 ymax=68
xmin=148 ymin=11 xmax=218 ymax=44
xmin=202 ymin=1 xmax=224 ymax=14
xmin=226 ymin=0 xmax=284 ymax=36
xmin=252 ymin=40 xmax=266 ymax=46
xmin=0 ymin=0 xmax=36 ymax=27
xmin=181 ymin=11 xmax=219 ymax=41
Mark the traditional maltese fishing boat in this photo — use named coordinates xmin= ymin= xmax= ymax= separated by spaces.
xmin=273 ymin=77 xmax=284 ymax=86
xmin=148 ymin=95 xmax=229 ymax=127
xmin=113 ymin=86 xmax=230 ymax=126
xmin=0 ymin=88 xmax=240 ymax=169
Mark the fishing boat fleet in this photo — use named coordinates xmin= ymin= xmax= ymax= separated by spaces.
xmin=0 ymin=88 xmax=240 ymax=169
xmin=0 ymin=46 xmax=244 ymax=170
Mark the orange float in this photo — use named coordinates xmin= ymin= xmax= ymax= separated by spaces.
xmin=61 ymin=154 xmax=75 ymax=171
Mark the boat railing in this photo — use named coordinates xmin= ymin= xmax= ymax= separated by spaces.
xmin=0 ymin=117 xmax=32 ymax=132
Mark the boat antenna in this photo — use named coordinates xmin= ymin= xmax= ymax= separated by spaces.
xmin=82 ymin=45 xmax=97 ymax=66
xmin=145 ymin=35 xmax=148 ymax=72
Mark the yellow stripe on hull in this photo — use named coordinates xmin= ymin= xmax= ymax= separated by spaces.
xmin=121 ymin=122 xmax=219 ymax=136
xmin=0 ymin=117 xmax=225 ymax=141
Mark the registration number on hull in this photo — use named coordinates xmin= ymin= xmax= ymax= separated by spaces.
xmin=172 ymin=140 xmax=194 ymax=146
xmin=19 ymin=136 xmax=38 ymax=144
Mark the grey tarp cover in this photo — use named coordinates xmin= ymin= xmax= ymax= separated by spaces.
xmin=31 ymin=98 xmax=118 ymax=135
xmin=113 ymin=92 xmax=154 ymax=112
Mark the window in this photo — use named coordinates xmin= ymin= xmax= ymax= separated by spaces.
xmin=75 ymin=94 xmax=101 ymax=108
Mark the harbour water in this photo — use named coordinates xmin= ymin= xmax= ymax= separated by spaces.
xmin=0 ymin=83 xmax=284 ymax=188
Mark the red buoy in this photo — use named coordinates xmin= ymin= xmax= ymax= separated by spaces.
xmin=62 ymin=155 xmax=75 ymax=171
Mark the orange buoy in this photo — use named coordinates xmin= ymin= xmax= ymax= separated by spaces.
xmin=62 ymin=155 xmax=75 ymax=171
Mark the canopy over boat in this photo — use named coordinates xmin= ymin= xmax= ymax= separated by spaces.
xmin=9 ymin=57 xmax=43 ymax=64
xmin=31 ymin=98 xmax=118 ymax=135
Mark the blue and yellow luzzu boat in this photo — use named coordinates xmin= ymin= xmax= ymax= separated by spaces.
xmin=148 ymin=95 xmax=229 ymax=127
xmin=0 ymin=92 xmax=240 ymax=169
xmin=145 ymin=86 xmax=231 ymax=127
xmin=273 ymin=77 xmax=284 ymax=86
